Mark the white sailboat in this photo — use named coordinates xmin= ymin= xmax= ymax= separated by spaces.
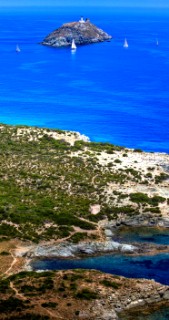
xmin=156 ymin=38 xmax=159 ymax=46
xmin=123 ymin=38 xmax=128 ymax=48
xmin=16 ymin=44 xmax=21 ymax=53
xmin=71 ymin=39 xmax=77 ymax=50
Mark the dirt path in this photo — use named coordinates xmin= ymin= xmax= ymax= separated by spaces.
xmin=97 ymin=220 xmax=107 ymax=242
xmin=78 ymin=216 xmax=97 ymax=225
xmin=10 ymin=281 xmax=27 ymax=301
xmin=91 ymin=174 xmax=98 ymax=185
xmin=4 ymin=250 xmax=18 ymax=277
xmin=45 ymin=308 xmax=64 ymax=319
xmin=10 ymin=281 xmax=64 ymax=319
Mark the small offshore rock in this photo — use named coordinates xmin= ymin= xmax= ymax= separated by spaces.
xmin=42 ymin=17 xmax=112 ymax=47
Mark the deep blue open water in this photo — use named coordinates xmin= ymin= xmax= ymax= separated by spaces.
xmin=0 ymin=6 xmax=169 ymax=152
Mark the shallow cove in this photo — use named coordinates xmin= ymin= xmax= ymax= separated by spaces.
xmin=32 ymin=251 xmax=169 ymax=318
xmin=32 ymin=252 xmax=169 ymax=285
xmin=114 ymin=226 xmax=169 ymax=245
xmin=32 ymin=228 xmax=169 ymax=285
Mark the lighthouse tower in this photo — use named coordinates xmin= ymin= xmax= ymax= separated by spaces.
xmin=79 ymin=16 xmax=85 ymax=23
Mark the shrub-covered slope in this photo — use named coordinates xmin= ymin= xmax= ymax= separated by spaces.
xmin=0 ymin=124 xmax=168 ymax=242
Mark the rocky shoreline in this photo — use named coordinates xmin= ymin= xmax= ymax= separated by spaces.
xmin=107 ymin=215 xmax=169 ymax=229
xmin=25 ymin=240 xmax=135 ymax=260
xmin=1 ymin=265 xmax=169 ymax=320
xmin=1 ymin=234 xmax=169 ymax=319
xmin=118 ymin=301 xmax=169 ymax=320
xmin=15 ymin=216 xmax=169 ymax=265
xmin=93 ymin=284 xmax=169 ymax=320
xmin=2 ymin=220 xmax=168 ymax=320
xmin=14 ymin=226 xmax=169 ymax=275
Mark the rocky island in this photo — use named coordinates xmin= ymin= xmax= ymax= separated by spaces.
xmin=42 ymin=17 xmax=112 ymax=47
xmin=0 ymin=124 xmax=169 ymax=319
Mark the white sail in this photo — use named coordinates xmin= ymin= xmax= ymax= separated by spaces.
xmin=123 ymin=38 xmax=128 ymax=48
xmin=16 ymin=44 xmax=21 ymax=52
xmin=156 ymin=38 xmax=159 ymax=46
xmin=71 ymin=39 xmax=77 ymax=50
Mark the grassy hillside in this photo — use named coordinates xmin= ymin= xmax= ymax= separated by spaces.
xmin=0 ymin=124 xmax=168 ymax=242
xmin=0 ymin=269 xmax=167 ymax=320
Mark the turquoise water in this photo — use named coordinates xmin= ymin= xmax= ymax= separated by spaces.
xmin=0 ymin=7 xmax=169 ymax=152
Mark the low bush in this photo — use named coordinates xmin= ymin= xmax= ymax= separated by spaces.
xmin=0 ymin=297 xmax=27 ymax=313
xmin=41 ymin=302 xmax=57 ymax=308
xmin=100 ymin=279 xmax=121 ymax=289
xmin=75 ymin=288 xmax=98 ymax=300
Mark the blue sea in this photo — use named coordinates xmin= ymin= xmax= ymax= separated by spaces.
xmin=0 ymin=6 xmax=169 ymax=152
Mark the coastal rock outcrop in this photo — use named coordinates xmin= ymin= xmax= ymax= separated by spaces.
xmin=42 ymin=17 xmax=112 ymax=47
xmin=26 ymin=240 xmax=136 ymax=259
